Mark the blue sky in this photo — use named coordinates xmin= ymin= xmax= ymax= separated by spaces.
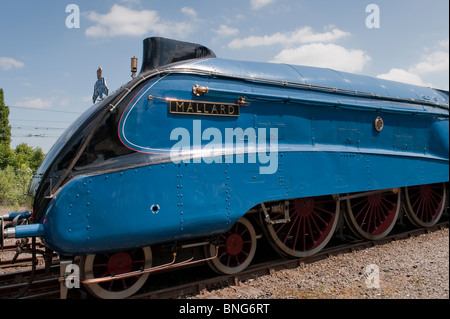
xmin=0 ymin=0 xmax=448 ymax=153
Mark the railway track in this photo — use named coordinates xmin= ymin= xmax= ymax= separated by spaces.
xmin=0 ymin=219 xmax=447 ymax=300
xmin=134 ymin=220 xmax=449 ymax=299
xmin=0 ymin=240 xmax=56 ymax=270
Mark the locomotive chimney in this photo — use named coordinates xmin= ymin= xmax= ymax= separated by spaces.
xmin=139 ymin=37 xmax=216 ymax=74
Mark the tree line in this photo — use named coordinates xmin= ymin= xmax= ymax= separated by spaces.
xmin=0 ymin=88 xmax=45 ymax=207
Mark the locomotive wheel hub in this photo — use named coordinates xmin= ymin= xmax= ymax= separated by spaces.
xmin=420 ymin=184 xmax=432 ymax=197
xmin=107 ymin=252 xmax=133 ymax=275
xmin=295 ymin=198 xmax=315 ymax=216
xmin=226 ymin=234 xmax=244 ymax=256
xmin=368 ymin=194 xmax=382 ymax=206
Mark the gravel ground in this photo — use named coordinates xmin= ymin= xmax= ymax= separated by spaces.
xmin=191 ymin=228 xmax=449 ymax=299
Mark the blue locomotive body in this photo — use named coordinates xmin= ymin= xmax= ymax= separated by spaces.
xmin=34 ymin=56 xmax=448 ymax=255
xmin=2 ymin=39 xmax=448 ymax=293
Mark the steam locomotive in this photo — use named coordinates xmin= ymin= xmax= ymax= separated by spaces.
xmin=2 ymin=37 xmax=448 ymax=299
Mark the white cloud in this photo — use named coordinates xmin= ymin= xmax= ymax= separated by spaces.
xmin=376 ymin=68 xmax=429 ymax=87
xmin=409 ymin=50 xmax=449 ymax=75
xmin=272 ymin=43 xmax=371 ymax=73
xmin=0 ymin=57 xmax=25 ymax=70
xmin=439 ymin=37 xmax=449 ymax=49
xmin=228 ymin=26 xmax=350 ymax=49
xmin=15 ymin=97 xmax=53 ymax=109
xmin=85 ymin=4 xmax=195 ymax=38
xmin=215 ymin=25 xmax=239 ymax=37
xmin=228 ymin=25 xmax=369 ymax=73
xmin=377 ymin=38 xmax=449 ymax=87
xmin=181 ymin=7 xmax=197 ymax=18
xmin=250 ymin=0 xmax=276 ymax=10
xmin=81 ymin=95 xmax=94 ymax=103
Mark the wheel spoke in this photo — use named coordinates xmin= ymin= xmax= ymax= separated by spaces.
xmin=430 ymin=189 xmax=443 ymax=206
xmin=312 ymin=206 xmax=331 ymax=224
xmin=354 ymin=201 xmax=371 ymax=221
xmin=282 ymin=213 xmax=300 ymax=245
xmin=309 ymin=211 xmax=322 ymax=236
xmin=358 ymin=203 xmax=372 ymax=228
xmin=306 ymin=215 xmax=316 ymax=245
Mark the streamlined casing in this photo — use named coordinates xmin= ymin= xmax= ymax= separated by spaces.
xmin=18 ymin=39 xmax=449 ymax=255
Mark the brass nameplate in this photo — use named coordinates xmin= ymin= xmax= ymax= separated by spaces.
xmin=169 ymin=100 xmax=239 ymax=117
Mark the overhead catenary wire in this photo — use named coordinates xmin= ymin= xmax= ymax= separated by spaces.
xmin=10 ymin=118 xmax=74 ymax=124
xmin=1 ymin=134 xmax=61 ymax=138
xmin=11 ymin=135 xmax=63 ymax=139
xmin=6 ymin=106 xmax=80 ymax=142
xmin=8 ymin=105 xmax=83 ymax=115
xmin=11 ymin=125 xmax=66 ymax=130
